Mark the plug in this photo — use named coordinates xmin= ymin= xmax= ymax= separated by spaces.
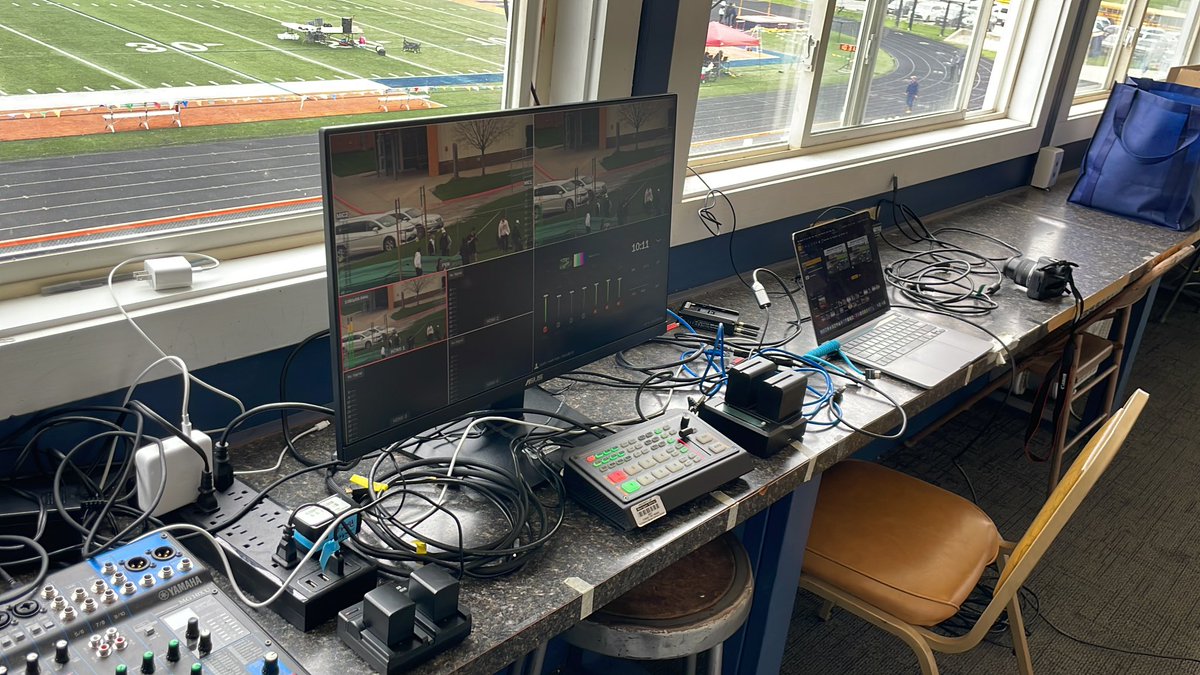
xmin=135 ymin=429 xmax=213 ymax=516
xmin=142 ymin=256 xmax=194 ymax=291
xmin=212 ymin=441 xmax=234 ymax=492
xmin=273 ymin=525 xmax=300 ymax=569
xmin=751 ymin=280 xmax=771 ymax=309
xmin=195 ymin=471 xmax=218 ymax=513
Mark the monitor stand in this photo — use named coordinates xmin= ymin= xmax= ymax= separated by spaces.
xmin=416 ymin=386 xmax=594 ymax=486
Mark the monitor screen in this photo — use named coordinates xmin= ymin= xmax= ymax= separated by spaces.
xmin=321 ymin=95 xmax=677 ymax=459
xmin=792 ymin=211 xmax=889 ymax=344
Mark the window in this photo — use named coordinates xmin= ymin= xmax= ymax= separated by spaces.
xmin=0 ymin=0 xmax=527 ymax=265
xmin=689 ymin=0 xmax=1028 ymax=160
xmin=1074 ymin=0 xmax=1200 ymax=100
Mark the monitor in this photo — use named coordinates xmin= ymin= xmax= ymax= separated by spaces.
xmin=321 ymin=95 xmax=678 ymax=461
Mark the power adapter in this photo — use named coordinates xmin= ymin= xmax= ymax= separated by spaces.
xmin=135 ymin=429 xmax=213 ymax=516
xmin=143 ymin=256 xmax=194 ymax=291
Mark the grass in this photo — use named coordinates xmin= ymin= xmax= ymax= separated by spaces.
xmin=390 ymin=295 xmax=441 ymax=321
xmin=332 ymin=150 xmax=378 ymax=177
xmin=431 ymin=168 xmax=531 ymax=201
xmin=0 ymin=0 xmax=505 ymax=95
xmin=600 ymin=145 xmax=668 ymax=171
xmin=0 ymin=91 xmax=500 ymax=162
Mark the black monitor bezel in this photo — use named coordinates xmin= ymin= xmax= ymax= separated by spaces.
xmin=320 ymin=93 xmax=678 ymax=461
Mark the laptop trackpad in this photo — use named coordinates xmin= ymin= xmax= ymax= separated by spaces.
xmin=891 ymin=342 xmax=982 ymax=388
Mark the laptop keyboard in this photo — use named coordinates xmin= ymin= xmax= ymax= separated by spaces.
xmin=841 ymin=316 xmax=946 ymax=366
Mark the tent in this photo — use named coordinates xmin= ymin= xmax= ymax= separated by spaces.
xmin=705 ymin=21 xmax=760 ymax=48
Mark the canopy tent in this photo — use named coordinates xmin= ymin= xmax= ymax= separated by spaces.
xmin=705 ymin=21 xmax=760 ymax=48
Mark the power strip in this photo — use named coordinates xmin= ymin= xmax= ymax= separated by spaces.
xmin=172 ymin=479 xmax=379 ymax=631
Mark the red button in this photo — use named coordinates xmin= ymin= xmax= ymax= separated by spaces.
xmin=606 ymin=470 xmax=628 ymax=484
xmin=586 ymin=455 xmax=596 ymax=463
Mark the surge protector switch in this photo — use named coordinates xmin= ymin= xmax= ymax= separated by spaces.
xmin=136 ymin=429 xmax=213 ymax=516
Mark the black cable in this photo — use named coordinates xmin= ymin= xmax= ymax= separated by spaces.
xmin=279 ymin=329 xmax=333 ymax=467
xmin=687 ymin=166 xmax=751 ymax=290
xmin=127 ymin=401 xmax=210 ymax=472
xmin=0 ymin=536 xmax=48 ymax=604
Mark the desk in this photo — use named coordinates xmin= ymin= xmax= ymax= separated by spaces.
xmin=222 ymin=182 xmax=1198 ymax=674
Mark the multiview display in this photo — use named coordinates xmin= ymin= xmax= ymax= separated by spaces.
xmin=323 ymin=96 xmax=677 ymax=452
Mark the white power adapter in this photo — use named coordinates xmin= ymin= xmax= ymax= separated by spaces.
xmin=143 ymin=256 xmax=194 ymax=291
xmin=136 ymin=429 xmax=213 ymax=516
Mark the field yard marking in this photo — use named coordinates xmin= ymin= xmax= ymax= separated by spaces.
xmin=137 ymin=0 xmax=367 ymax=80
xmin=396 ymin=0 xmax=506 ymax=32
xmin=214 ymin=0 xmax=446 ymax=73
xmin=207 ymin=80 xmax=219 ymax=84
xmin=26 ymin=88 xmax=37 ymax=94
xmin=0 ymin=21 xmax=147 ymax=87
xmin=56 ymin=87 xmax=67 ymax=92
xmin=43 ymin=0 xmax=271 ymax=86
xmin=0 ymin=88 xmax=7 ymax=95
xmin=110 ymin=84 xmax=122 ymax=89
xmin=84 ymin=85 xmax=94 ymax=90
xmin=275 ymin=0 xmax=502 ymax=67
xmin=161 ymin=82 xmax=171 ymax=86
xmin=185 ymin=80 xmax=197 ymax=85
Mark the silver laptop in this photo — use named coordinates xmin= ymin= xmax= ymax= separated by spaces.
xmin=792 ymin=212 xmax=993 ymax=388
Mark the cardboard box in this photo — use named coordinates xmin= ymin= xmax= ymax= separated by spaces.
xmin=1167 ymin=64 xmax=1200 ymax=88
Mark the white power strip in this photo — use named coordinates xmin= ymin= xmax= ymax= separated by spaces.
xmin=136 ymin=429 xmax=213 ymax=516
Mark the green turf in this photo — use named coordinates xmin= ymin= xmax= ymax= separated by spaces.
xmin=0 ymin=0 xmax=506 ymax=94
xmin=600 ymin=145 xmax=672 ymax=171
xmin=430 ymin=168 xmax=530 ymax=201
xmin=331 ymin=149 xmax=377 ymax=177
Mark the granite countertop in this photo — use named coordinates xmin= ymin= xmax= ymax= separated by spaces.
xmin=214 ymin=181 xmax=1200 ymax=675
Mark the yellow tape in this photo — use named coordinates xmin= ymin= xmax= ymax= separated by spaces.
xmin=350 ymin=474 xmax=389 ymax=492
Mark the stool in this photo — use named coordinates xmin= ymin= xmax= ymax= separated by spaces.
xmin=562 ymin=534 xmax=753 ymax=675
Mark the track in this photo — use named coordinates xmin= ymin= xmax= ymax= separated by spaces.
xmin=0 ymin=32 xmax=990 ymax=247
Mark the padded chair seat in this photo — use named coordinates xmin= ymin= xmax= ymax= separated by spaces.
xmin=803 ymin=460 xmax=1001 ymax=626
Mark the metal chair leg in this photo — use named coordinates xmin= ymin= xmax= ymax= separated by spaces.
xmin=705 ymin=643 xmax=723 ymax=675
xmin=684 ymin=653 xmax=698 ymax=675
xmin=818 ymin=598 xmax=835 ymax=621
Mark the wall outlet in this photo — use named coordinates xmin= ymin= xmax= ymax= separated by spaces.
xmin=1031 ymin=147 xmax=1064 ymax=189
xmin=135 ymin=429 xmax=213 ymax=516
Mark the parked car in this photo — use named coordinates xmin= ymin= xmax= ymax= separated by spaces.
xmin=333 ymin=214 xmax=412 ymax=262
xmin=567 ymin=176 xmax=608 ymax=202
xmin=342 ymin=326 xmax=397 ymax=351
xmin=395 ymin=206 xmax=445 ymax=238
xmin=533 ymin=180 xmax=587 ymax=217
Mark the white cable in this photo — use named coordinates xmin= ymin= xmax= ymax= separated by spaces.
xmin=234 ymin=421 xmax=330 ymax=476
xmin=107 ymin=254 xmax=245 ymax=415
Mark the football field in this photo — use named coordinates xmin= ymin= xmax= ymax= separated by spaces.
xmin=0 ymin=0 xmax=506 ymax=96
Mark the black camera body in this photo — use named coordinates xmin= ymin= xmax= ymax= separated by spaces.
xmin=1003 ymin=256 xmax=1076 ymax=300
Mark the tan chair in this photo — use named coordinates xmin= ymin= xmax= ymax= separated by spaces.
xmin=799 ymin=389 xmax=1148 ymax=675
xmin=907 ymin=246 xmax=1188 ymax=493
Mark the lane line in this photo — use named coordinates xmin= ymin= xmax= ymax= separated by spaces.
xmin=0 ymin=165 xmax=316 ymax=205
xmin=2 ymin=151 xmax=317 ymax=190
xmin=0 ymin=141 xmax=315 ymax=178
xmin=0 ymin=21 xmax=146 ymax=87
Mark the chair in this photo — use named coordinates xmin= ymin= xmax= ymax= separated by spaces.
xmin=906 ymin=246 xmax=1189 ymax=492
xmin=799 ymin=389 xmax=1148 ymax=675
xmin=559 ymin=533 xmax=754 ymax=675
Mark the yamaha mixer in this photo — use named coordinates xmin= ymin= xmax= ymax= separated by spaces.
xmin=0 ymin=533 xmax=307 ymax=675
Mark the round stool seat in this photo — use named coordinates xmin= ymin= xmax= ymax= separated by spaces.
xmin=564 ymin=534 xmax=754 ymax=661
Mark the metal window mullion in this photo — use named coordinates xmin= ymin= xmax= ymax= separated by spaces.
xmin=1110 ymin=0 xmax=1151 ymax=85
xmin=791 ymin=0 xmax=838 ymax=148
xmin=846 ymin=1 xmax=888 ymax=127
xmin=955 ymin=0 xmax=994 ymax=111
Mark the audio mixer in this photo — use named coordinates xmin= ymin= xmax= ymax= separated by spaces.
xmin=0 ymin=533 xmax=308 ymax=675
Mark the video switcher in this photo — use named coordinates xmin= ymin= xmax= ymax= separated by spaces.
xmin=0 ymin=533 xmax=307 ymax=675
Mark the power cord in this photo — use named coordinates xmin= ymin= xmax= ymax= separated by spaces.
xmin=687 ymin=166 xmax=752 ymax=290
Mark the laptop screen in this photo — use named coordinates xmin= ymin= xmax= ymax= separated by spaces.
xmin=792 ymin=211 xmax=890 ymax=344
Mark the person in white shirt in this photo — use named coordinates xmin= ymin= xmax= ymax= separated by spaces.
xmin=498 ymin=214 xmax=511 ymax=251
xmin=413 ymin=250 xmax=423 ymax=277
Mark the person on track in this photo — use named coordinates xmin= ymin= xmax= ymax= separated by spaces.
xmin=905 ymin=76 xmax=920 ymax=114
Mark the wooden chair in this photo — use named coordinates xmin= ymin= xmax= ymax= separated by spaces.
xmin=906 ymin=246 xmax=1189 ymax=493
xmin=799 ymin=389 xmax=1148 ymax=675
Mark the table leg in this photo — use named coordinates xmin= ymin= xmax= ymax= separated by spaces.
xmin=723 ymin=476 xmax=822 ymax=675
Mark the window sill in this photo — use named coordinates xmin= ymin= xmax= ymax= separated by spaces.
xmin=0 ymin=245 xmax=330 ymax=418
xmin=675 ymin=116 xmax=1042 ymax=246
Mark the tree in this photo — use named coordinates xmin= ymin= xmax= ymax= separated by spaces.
xmin=456 ymin=118 xmax=514 ymax=176
xmin=619 ymin=101 xmax=657 ymax=150
xmin=409 ymin=274 xmax=434 ymax=301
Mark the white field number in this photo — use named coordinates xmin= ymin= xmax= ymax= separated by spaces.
xmin=125 ymin=41 xmax=220 ymax=53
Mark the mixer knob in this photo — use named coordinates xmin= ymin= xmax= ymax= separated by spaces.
xmin=166 ymin=639 xmax=181 ymax=663
xmin=186 ymin=617 xmax=200 ymax=641
xmin=197 ymin=630 xmax=212 ymax=655
xmin=24 ymin=653 xmax=39 ymax=674
xmin=54 ymin=640 xmax=69 ymax=664
xmin=140 ymin=651 xmax=156 ymax=674
xmin=261 ymin=651 xmax=279 ymax=675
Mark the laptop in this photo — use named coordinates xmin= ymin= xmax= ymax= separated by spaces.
xmin=791 ymin=211 xmax=993 ymax=388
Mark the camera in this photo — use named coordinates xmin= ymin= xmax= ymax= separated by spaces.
xmin=1003 ymin=256 xmax=1076 ymax=300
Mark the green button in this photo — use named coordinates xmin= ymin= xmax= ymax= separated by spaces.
xmin=117 ymin=666 xmax=129 ymax=675
xmin=617 ymin=451 xmax=626 ymax=457
xmin=191 ymin=664 xmax=204 ymax=674
xmin=621 ymin=480 xmax=641 ymax=494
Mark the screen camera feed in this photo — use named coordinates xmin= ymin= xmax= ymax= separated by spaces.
xmin=327 ymin=98 xmax=675 ymax=447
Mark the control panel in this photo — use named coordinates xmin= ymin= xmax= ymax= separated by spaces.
xmin=562 ymin=412 xmax=754 ymax=530
xmin=0 ymin=533 xmax=308 ymax=675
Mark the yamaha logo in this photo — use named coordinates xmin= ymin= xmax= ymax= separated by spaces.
xmin=161 ymin=576 xmax=204 ymax=598
xmin=157 ymin=590 xmax=171 ymax=601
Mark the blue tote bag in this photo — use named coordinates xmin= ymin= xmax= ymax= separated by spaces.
xmin=1069 ymin=78 xmax=1200 ymax=231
